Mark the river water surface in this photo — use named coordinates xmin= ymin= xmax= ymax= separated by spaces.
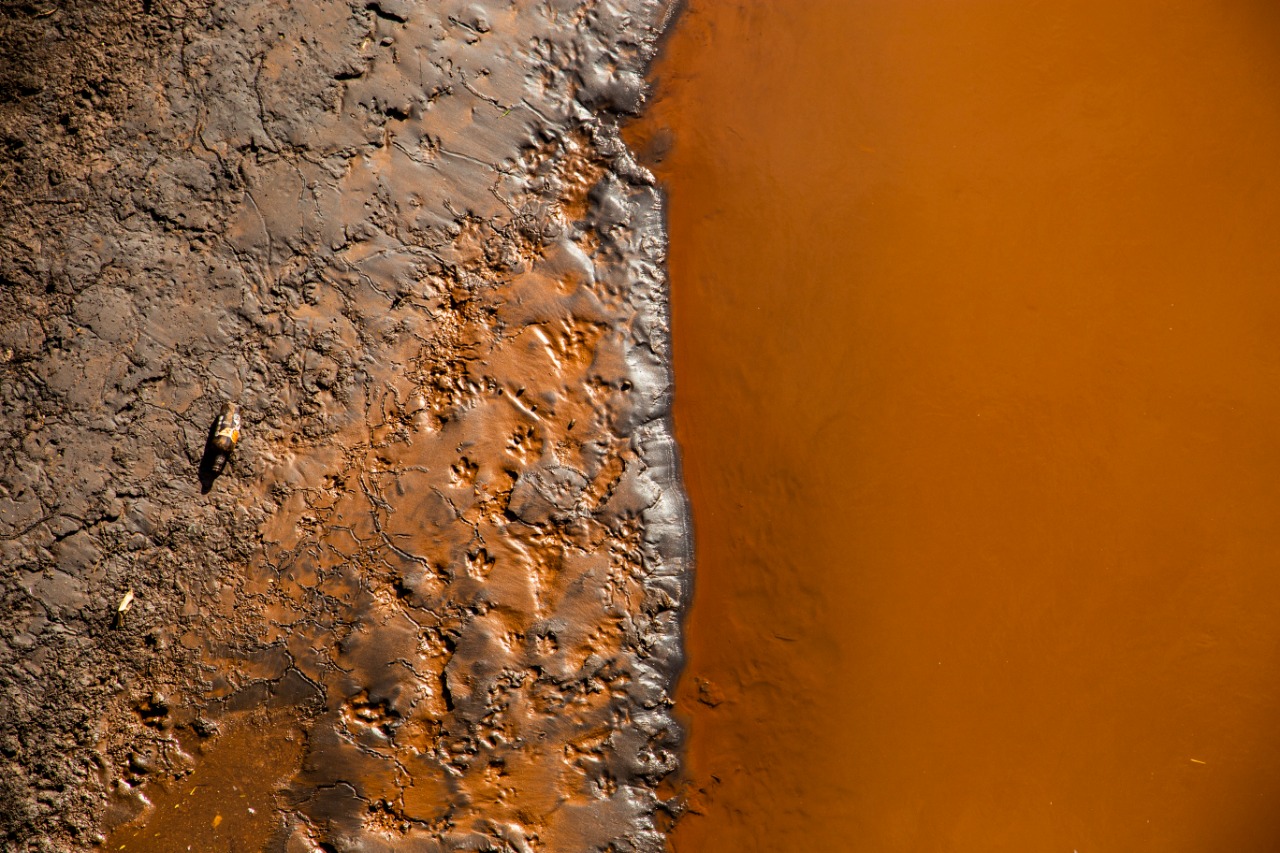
xmin=628 ymin=1 xmax=1280 ymax=850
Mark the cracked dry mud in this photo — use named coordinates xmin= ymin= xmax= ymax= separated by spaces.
xmin=0 ymin=1 xmax=689 ymax=850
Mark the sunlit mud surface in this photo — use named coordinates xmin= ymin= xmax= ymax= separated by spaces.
xmin=0 ymin=1 xmax=687 ymax=850
xmin=631 ymin=1 xmax=1280 ymax=850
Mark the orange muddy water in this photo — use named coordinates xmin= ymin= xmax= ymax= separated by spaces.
xmin=629 ymin=1 xmax=1280 ymax=850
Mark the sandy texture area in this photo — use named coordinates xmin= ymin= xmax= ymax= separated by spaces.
xmin=0 ymin=1 xmax=688 ymax=849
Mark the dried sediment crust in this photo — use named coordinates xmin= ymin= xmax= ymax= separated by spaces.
xmin=0 ymin=1 xmax=689 ymax=849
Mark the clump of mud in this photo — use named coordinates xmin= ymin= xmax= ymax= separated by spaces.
xmin=0 ymin=0 xmax=689 ymax=849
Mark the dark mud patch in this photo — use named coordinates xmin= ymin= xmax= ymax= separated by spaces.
xmin=0 ymin=0 xmax=689 ymax=850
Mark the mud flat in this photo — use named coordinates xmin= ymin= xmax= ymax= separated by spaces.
xmin=631 ymin=1 xmax=1280 ymax=850
xmin=0 ymin=1 xmax=688 ymax=849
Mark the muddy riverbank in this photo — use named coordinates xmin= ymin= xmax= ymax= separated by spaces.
xmin=0 ymin=1 xmax=688 ymax=849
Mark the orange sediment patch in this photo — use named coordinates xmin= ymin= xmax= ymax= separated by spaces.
xmin=105 ymin=711 xmax=304 ymax=851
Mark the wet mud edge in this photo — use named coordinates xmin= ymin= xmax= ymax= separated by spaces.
xmin=0 ymin=0 xmax=692 ymax=850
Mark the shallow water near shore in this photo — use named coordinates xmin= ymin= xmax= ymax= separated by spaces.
xmin=630 ymin=1 xmax=1280 ymax=849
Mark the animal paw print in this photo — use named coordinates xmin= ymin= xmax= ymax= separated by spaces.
xmin=450 ymin=456 xmax=479 ymax=487
xmin=465 ymin=548 xmax=495 ymax=580
xmin=506 ymin=424 xmax=540 ymax=462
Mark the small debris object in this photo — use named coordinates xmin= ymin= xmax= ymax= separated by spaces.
xmin=211 ymin=402 xmax=242 ymax=454
xmin=204 ymin=402 xmax=242 ymax=481
xmin=113 ymin=589 xmax=134 ymax=628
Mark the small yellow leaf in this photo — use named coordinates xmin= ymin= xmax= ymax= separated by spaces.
xmin=211 ymin=814 xmax=223 ymax=828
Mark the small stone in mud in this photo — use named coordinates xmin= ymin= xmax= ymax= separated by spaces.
xmin=127 ymin=750 xmax=154 ymax=775
xmin=135 ymin=692 xmax=169 ymax=721
xmin=191 ymin=717 xmax=219 ymax=738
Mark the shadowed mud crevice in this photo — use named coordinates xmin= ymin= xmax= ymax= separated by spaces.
xmin=1 ymin=0 xmax=689 ymax=850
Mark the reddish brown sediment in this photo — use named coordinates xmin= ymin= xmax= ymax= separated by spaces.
xmin=0 ymin=1 xmax=689 ymax=849
xmin=104 ymin=710 xmax=306 ymax=850
xmin=630 ymin=1 xmax=1280 ymax=850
